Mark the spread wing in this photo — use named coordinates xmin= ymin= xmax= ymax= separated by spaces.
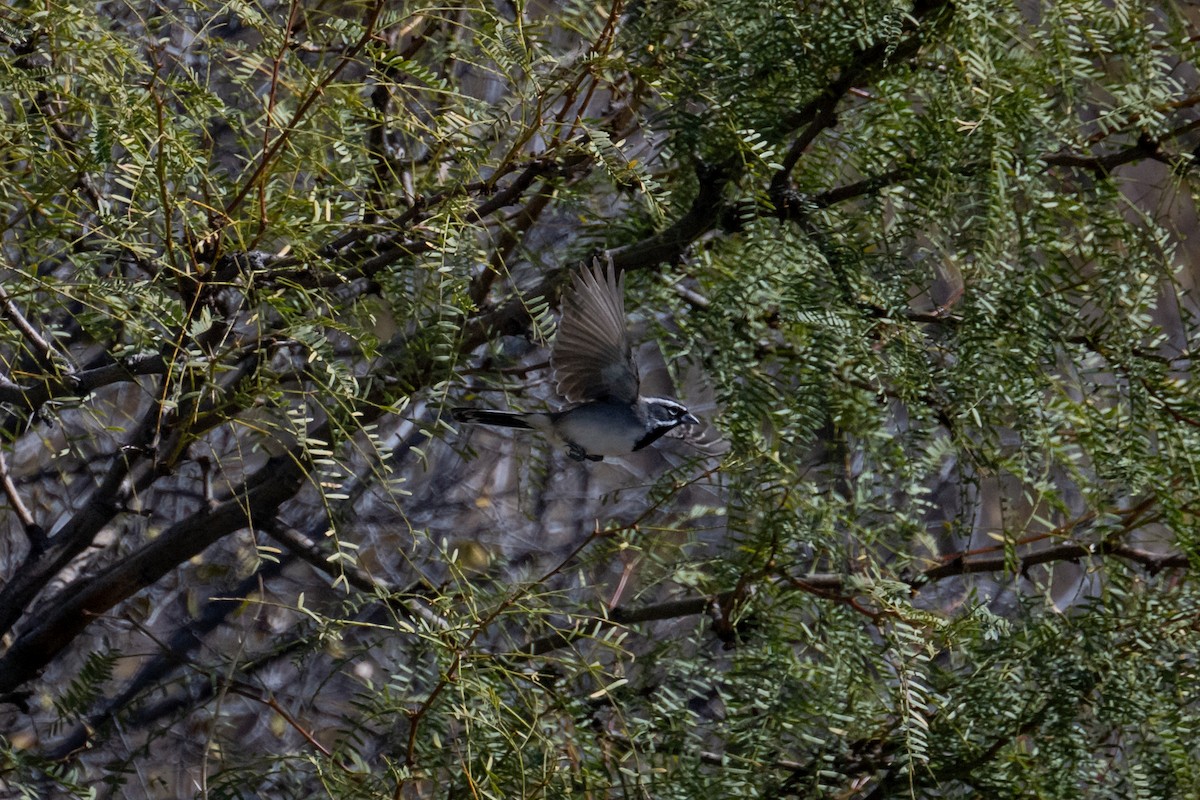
xmin=550 ymin=258 xmax=639 ymax=405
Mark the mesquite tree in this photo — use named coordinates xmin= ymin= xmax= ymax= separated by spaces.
xmin=2 ymin=0 xmax=1199 ymax=797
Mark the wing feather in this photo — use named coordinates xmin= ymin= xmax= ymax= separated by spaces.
xmin=551 ymin=259 xmax=640 ymax=404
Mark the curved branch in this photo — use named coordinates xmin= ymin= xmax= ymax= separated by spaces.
xmin=0 ymin=446 xmax=40 ymax=548
xmin=0 ymin=451 xmax=306 ymax=695
xmin=608 ymin=160 xmax=735 ymax=272
xmin=459 ymin=161 xmax=736 ymax=353
xmin=1042 ymin=131 xmax=1165 ymax=176
xmin=769 ymin=0 xmax=955 ymax=210
xmin=0 ymin=410 xmax=158 ymax=639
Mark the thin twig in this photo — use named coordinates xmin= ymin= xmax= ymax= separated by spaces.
xmin=395 ymin=524 xmax=609 ymax=798
xmin=227 ymin=681 xmax=336 ymax=759
xmin=0 ymin=282 xmax=60 ymax=370
xmin=0 ymin=446 xmax=42 ymax=549
xmin=223 ymin=0 xmax=387 ymax=223
xmin=265 ymin=519 xmax=448 ymax=632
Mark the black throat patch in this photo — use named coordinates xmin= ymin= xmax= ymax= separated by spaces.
xmin=633 ymin=423 xmax=678 ymax=452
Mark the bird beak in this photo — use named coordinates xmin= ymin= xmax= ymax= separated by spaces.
xmin=682 ymin=412 xmax=700 ymax=426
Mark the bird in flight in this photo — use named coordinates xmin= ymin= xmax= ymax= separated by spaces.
xmin=452 ymin=260 xmax=700 ymax=462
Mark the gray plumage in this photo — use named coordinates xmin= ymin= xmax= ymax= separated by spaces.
xmin=551 ymin=264 xmax=639 ymax=405
xmin=452 ymin=260 xmax=699 ymax=462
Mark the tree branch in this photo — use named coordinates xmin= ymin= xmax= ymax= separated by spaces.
xmin=0 ymin=352 xmax=166 ymax=415
xmin=769 ymin=0 xmax=954 ymax=211
xmin=608 ymin=160 xmax=735 ymax=273
xmin=38 ymin=555 xmax=294 ymax=760
xmin=0 ymin=409 xmax=158 ymax=639
xmin=1042 ymin=131 xmax=1165 ymax=176
xmin=458 ymin=160 xmax=737 ymax=354
xmin=0 ymin=451 xmax=306 ymax=695
xmin=0 ymin=446 xmax=42 ymax=550
xmin=220 ymin=0 xmax=387 ymax=225
xmin=510 ymin=535 xmax=1188 ymax=661
xmin=38 ymin=412 xmax=442 ymax=761
xmin=914 ymin=540 xmax=1188 ymax=585
xmin=0 ymin=282 xmax=60 ymax=371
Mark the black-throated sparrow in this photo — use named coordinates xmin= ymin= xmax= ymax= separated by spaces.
xmin=452 ymin=261 xmax=700 ymax=462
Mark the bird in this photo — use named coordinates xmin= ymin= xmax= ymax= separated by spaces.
xmin=452 ymin=260 xmax=700 ymax=462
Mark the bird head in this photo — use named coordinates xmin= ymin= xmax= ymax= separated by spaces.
xmin=643 ymin=396 xmax=700 ymax=429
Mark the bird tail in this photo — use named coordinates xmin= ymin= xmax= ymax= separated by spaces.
xmin=451 ymin=408 xmax=538 ymax=430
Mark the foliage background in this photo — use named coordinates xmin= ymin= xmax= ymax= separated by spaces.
xmin=2 ymin=0 xmax=1200 ymax=797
